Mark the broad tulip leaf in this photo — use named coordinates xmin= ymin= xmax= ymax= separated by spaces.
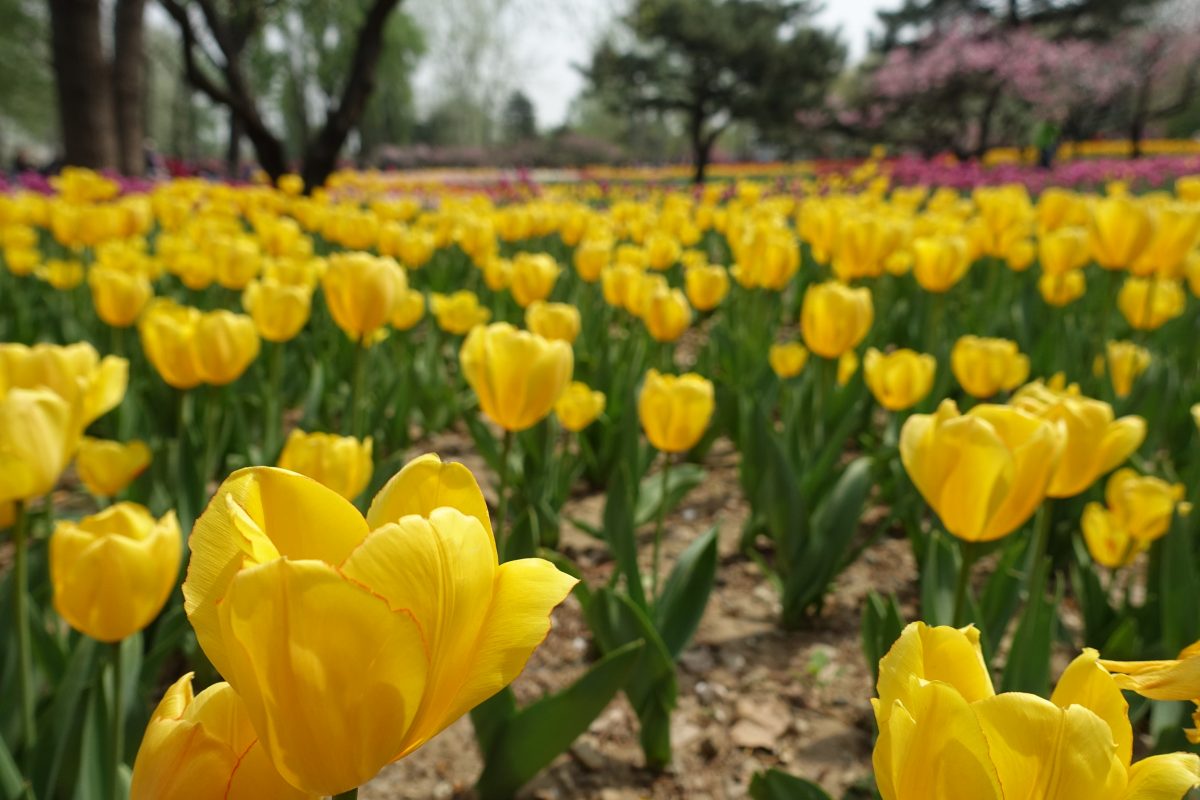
xmin=1001 ymin=570 xmax=1061 ymax=696
xmin=0 ymin=733 xmax=23 ymax=800
xmin=861 ymin=591 xmax=905 ymax=684
xmin=654 ymin=526 xmax=718 ymax=658
xmin=978 ymin=535 xmax=1030 ymax=657
xmin=749 ymin=769 xmax=833 ymax=800
xmin=920 ymin=530 xmax=959 ymax=628
xmin=634 ymin=463 xmax=707 ymax=529
xmin=1160 ymin=511 xmax=1199 ymax=653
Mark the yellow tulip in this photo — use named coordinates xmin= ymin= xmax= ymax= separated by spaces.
xmin=864 ymin=348 xmax=936 ymax=411
xmin=242 ymin=278 xmax=313 ymax=343
xmin=76 ymin=437 xmax=151 ymax=497
xmin=874 ymin=621 xmax=1200 ymax=800
xmin=50 ymin=503 xmax=180 ymax=642
xmin=645 ymin=230 xmax=681 ymax=270
xmin=322 ymin=252 xmax=407 ymax=341
xmin=0 ymin=341 xmax=127 ymax=429
xmin=900 ymin=400 xmax=1064 ymax=542
xmin=642 ymin=287 xmax=692 ymax=342
xmin=1082 ymin=501 xmax=1142 ymax=568
xmin=1101 ymin=642 xmax=1200 ymax=743
xmin=1105 ymin=341 xmax=1151 ymax=398
xmin=183 ymin=455 xmax=577 ymax=795
xmin=1193 ymin=402 xmax=1200 ymax=432
xmin=3 ymin=247 xmax=39 ymax=277
xmin=1118 ymin=277 xmax=1187 ymax=331
xmin=0 ymin=387 xmax=79 ymax=503
xmin=1090 ymin=195 xmax=1154 ymax=269
xmin=732 ymin=223 xmax=799 ymax=289
xmin=600 ymin=263 xmax=641 ymax=310
xmin=1037 ymin=187 xmax=1088 ymax=232
xmin=525 ymin=300 xmax=582 ymax=344
xmin=769 ymin=342 xmax=809 ymax=379
xmin=139 ymin=299 xmax=206 ymax=389
xmin=481 ymin=257 xmax=512 ymax=292
xmin=573 ymin=238 xmax=611 ymax=282
xmin=638 ymin=369 xmax=714 ymax=453
xmin=911 ymin=236 xmax=970 ymax=293
xmin=460 ymin=323 xmax=573 ymax=432
xmin=38 ymin=258 xmax=85 ymax=290
xmin=950 ymin=336 xmax=1029 ymax=399
xmin=1038 ymin=226 xmax=1091 ymax=275
xmin=89 ymin=266 xmax=153 ymax=327
xmin=800 ymin=281 xmax=874 ymax=359
xmin=277 ymin=429 xmax=374 ymax=501
xmin=130 ymin=673 xmax=314 ymax=799
xmin=838 ymin=350 xmax=860 ymax=386
xmin=1012 ymin=379 xmax=1146 ymax=498
xmin=196 ymin=310 xmax=261 ymax=385
xmin=684 ymin=263 xmax=730 ymax=311
xmin=509 ymin=252 xmax=560 ymax=307
xmin=797 ymin=197 xmax=840 ymax=265
xmin=554 ymin=381 xmax=606 ymax=432
xmin=972 ymin=185 xmax=1034 ymax=258
xmin=1038 ymin=270 xmax=1087 ymax=306
xmin=1132 ymin=204 xmax=1200 ymax=279
xmin=625 ymin=272 xmax=668 ymax=317
xmin=398 ymin=227 xmax=436 ymax=270
xmin=832 ymin=214 xmax=901 ymax=281
xmin=212 ymin=235 xmax=262 ymax=290
xmin=1103 ymin=468 xmax=1186 ymax=542
xmin=430 ymin=290 xmax=491 ymax=335
xmin=390 ymin=288 xmax=426 ymax=331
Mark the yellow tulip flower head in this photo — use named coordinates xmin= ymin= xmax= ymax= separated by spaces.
xmin=554 ymin=381 xmax=606 ymax=432
xmin=950 ymin=336 xmax=1029 ymax=399
xmin=1082 ymin=501 xmax=1143 ymax=569
xmin=638 ymin=369 xmax=715 ymax=453
xmin=322 ymin=252 xmax=407 ymax=342
xmin=0 ymin=341 xmax=127 ymax=430
xmin=1103 ymin=468 xmax=1186 ymax=543
xmin=76 ymin=437 xmax=151 ymax=497
xmin=1038 ymin=226 xmax=1091 ymax=276
xmin=430 ymin=290 xmax=490 ymax=335
xmin=130 ymin=674 xmax=314 ymax=800
xmin=832 ymin=214 xmax=902 ymax=281
xmin=139 ymin=299 xmax=206 ymax=389
xmin=911 ymin=235 xmax=970 ymax=293
xmin=389 ymin=288 xmax=426 ymax=331
xmin=183 ymin=455 xmax=577 ymax=795
xmin=645 ymin=230 xmax=682 ymax=270
xmin=277 ymin=429 xmax=374 ymax=501
xmin=864 ymin=348 xmax=937 ymax=411
xmin=1101 ymin=642 xmax=1200 ymax=743
xmin=1132 ymin=203 xmax=1200 ymax=279
xmin=1089 ymin=195 xmax=1155 ymax=269
xmin=196 ymin=310 xmax=261 ymax=386
xmin=769 ymin=342 xmax=809 ymax=379
xmin=684 ymin=263 xmax=730 ymax=311
xmin=1193 ymin=402 xmax=1200 ymax=433
xmin=212 ymin=235 xmax=262 ymax=290
xmin=1011 ymin=379 xmax=1146 ymax=498
xmin=1118 ymin=277 xmax=1187 ymax=331
xmin=50 ymin=503 xmax=180 ymax=642
xmin=89 ymin=265 xmax=153 ymax=327
xmin=509 ymin=252 xmax=561 ymax=308
xmin=481 ymin=256 xmax=513 ymax=292
xmin=800 ymin=281 xmax=874 ymax=359
xmin=642 ymin=287 xmax=693 ymax=343
xmin=874 ymin=621 xmax=1200 ymax=800
xmin=900 ymin=400 xmax=1065 ymax=542
xmin=1037 ymin=187 xmax=1088 ymax=232
xmin=525 ymin=300 xmax=582 ymax=344
xmin=573 ymin=237 xmax=611 ymax=283
xmin=37 ymin=258 xmax=85 ymax=290
xmin=972 ymin=184 xmax=1034 ymax=258
xmin=0 ymin=387 xmax=80 ymax=503
xmin=460 ymin=323 xmax=574 ymax=432
xmin=838 ymin=350 xmax=860 ymax=386
xmin=1038 ymin=270 xmax=1087 ymax=307
xmin=242 ymin=278 xmax=313 ymax=343
xmin=1105 ymin=341 xmax=1151 ymax=399
xmin=732 ymin=223 xmax=800 ymax=289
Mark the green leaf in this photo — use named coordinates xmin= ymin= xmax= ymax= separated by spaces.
xmin=749 ymin=769 xmax=833 ymax=800
xmin=1002 ymin=570 xmax=1061 ymax=696
xmin=33 ymin=635 xmax=98 ymax=799
xmin=920 ymin=529 xmax=959 ymax=628
xmin=634 ymin=463 xmax=706 ymax=528
xmin=475 ymin=641 xmax=645 ymax=800
xmin=470 ymin=687 xmax=519 ymax=760
xmin=861 ymin=592 xmax=905 ymax=684
xmin=603 ymin=463 xmax=646 ymax=610
xmin=1160 ymin=511 xmax=1199 ymax=654
xmin=0 ymin=733 xmax=25 ymax=800
xmin=978 ymin=534 xmax=1031 ymax=657
xmin=654 ymin=527 xmax=718 ymax=658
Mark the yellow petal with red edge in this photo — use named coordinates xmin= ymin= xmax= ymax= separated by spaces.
xmin=365 ymin=453 xmax=494 ymax=545
xmin=1050 ymin=648 xmax=1132 ymax=767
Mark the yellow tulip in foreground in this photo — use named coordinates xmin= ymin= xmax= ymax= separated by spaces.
xmin=130 ymin=673 xmax=313 ymax=799
xmin=769 ymin=341 xmax=809 ymax=379
xmin=800 ymin=281 xmax=874 ymax=359
xmin=50 ymin=503 xmax=180 ymax=642
xmin=525 ymin=300 xmax=582 ymax=344
xmin=638 ymin=369 xmax=715 ymax=453
xmin=900 ymin=399 xmax=1064 ymax=542
xmin=0 ymin=341 xmax=127 ymax=429
xmin=460 ymin=322 xmax=574 ymax=432
xmin=950 ymin=336 xmax=1029 ymax=399
xmin=554 ymin=381 xmax=605 ymax=432
xmin=140 ymin=300 xmax=260 ymax=388
xmin=242 ymin=278 xmax=313 ymax=343
xmin=76 ymin=437 xmax=151 ymax=497
xmin=873 ymin=621 xmax=1200 ymax=800
xmin=0 ymin=387 xmax=79 ymax=503
xmin=321 ymin=252 xmax=407 ymax=341
xmin=1101 ymin=642 xmax=1200 ymax=744
xmin=1118 ymin=277 xmax=1187 ymax=331
xmin=1105 ymin=340 xmax=1151 ymax=398
xmin=183 ymin=455 xmax=577 ymax=795
xmin=864 ymin=348 xmax=936 ymax=411
xmin=276 ymin=429 xmax=374 ymax=501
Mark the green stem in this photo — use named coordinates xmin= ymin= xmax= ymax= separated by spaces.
xmin=332 ymin=790 xmax=358 ymax=800
xmin=651 ymin=456 xmax=672 ymax=606
xmin=953 ymin=539 xmax=982 ymax=627
xmin=264 ymin=341 xmax=285 ymax=460
xmin=202 ymin=385 xmax=222 ymax=485
xmin=109 ymin=642 xmax=125 ymax=800
xmin=350 ymin=338 xmax=367 ymax=438
xmin=1028 ymin=501 xmax=1055 ymax=581
xmin=497 ymin=429 xmax=514 ymax=560
xmin=13 ymin=500 xmax=36 ymax=780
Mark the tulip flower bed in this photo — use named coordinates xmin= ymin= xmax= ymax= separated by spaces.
xmin=2 ymin=164 xmax=1200 ymax=799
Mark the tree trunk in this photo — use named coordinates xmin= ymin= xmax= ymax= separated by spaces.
xmin=113 ymin=0 xmax=147 ymax=176
xmin=226 ymin=110 xmax=242 ymax=178
xmin=689 ymin=111 xmax=711 ymax=185
xmin=49 ymin=0 xmax=118 ymax=170
xmin=972 ymin=88 xmax=1001 ymax=160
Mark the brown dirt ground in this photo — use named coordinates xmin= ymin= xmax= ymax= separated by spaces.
xmin=365 ymin=432 xmax=920 ymax=800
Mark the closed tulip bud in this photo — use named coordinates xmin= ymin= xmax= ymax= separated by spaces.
xmin=642 ymin=287 xmax=692 ymax=342
xmin=525 ymin=300 xmax=582 ymax=344
xmin=769 ymin=342 xmax=809 ymax=379
xmin=460 ymin=323 xmax=573 ymax=432
xmin=3 ymin=247 xmax=39 ymax=276
xmin=684 ymin=263 xmax=730 ymax=311
xmin=900 ymin=400 xmax=1065 ymax=542
xmin=1082 ymin=502 xmax=1141 ymax=568
xmin=638 ymin=369 xmax=714 ymax=453
xmin=1105 ymin=340 xmax=1151 ymax=398
xmin=242 ymin=278 xmax=312 ymax=343
xmin=50 ymin=503 xmax=180 ymax=642
xmin=430 ymin=290 xmax=490 ymax=335
xmin=38 ymin=258 xmax=85 ymax=290
xmin=213 ymin=236 xmax=262 ymax=290
xmin=390 ymin=288 xmax=426 ymax=331
xmin=912 ymin=236 xmax=970 ymax=292
xmin=1038 ymin=270 xmax=1087 ymax=306
xmin=0 ymin=387 xmax=79 ymax=503
xmin=1118 ymin=277 xmax=1187 ymax=330
xmin=0 ymin=341 xmax=127 ymax=428
xmin=172 ymin=251 xmax=215 ymax=290
xmin=1038 ymin=226 xmax=1091 ymax=276
xmin=733 ymin=224 xmax=800 ymax=289
xmin=950 ymin=336 xmax=1029 ymax=399
xmin=625 ymin=272 xmax=667 ymax=317
xmin=573 ymin=238 xmax=611 ymax=282
xmin=139 ymin=299 xmax=205 ymax=389
xmin=1011 ymin=378 xmax=1146 ymax=498
xmin=89 ymin=266 xmax=153 ymax=327
xmin=600 ymin=263 xmax=641 ymax=309
xmin=322 ymin=253 xmax=407 ymax=341
xmin=1037 ymin=187 xmax=1088 ymax=232
xmin=554 ymin=381 xmax=606 ymax=432
xmin=399 ymin=228 xmax=436 ymax=269
xmin=183 ymin=455 xmax=577 ymax=794
xmin=1104 ymin=468 xmax=1186 ymax=543
xmin=509 ymin=253 xmax=560 ymax=307
xmin=1132 ymin=204 xmax=1200 ymax=279
xmin=130 ymin=674 xmax=313 ymax=800
xmin=277 ymin=430 xmax=374 ymax=501
xmin=481 ymin=256 xmax=513 ymax=291
xmin=196 ymin=310 xmax=260 ymax=385
xmin=838 ymin=350 xmax=860 ymax=386
xmin=76 ymin=437 xmax=151 ymax=497
xmin=1089 ymin=195 xmax=1154 ymax=269
xmin=832 ymin=214 xmax=901 ymax=281
xmin=864 ymin=348 xmax=936 ymax=411
xmin=644 ymin=231 xmax=681 ymax=270
xmin=800 ymin=281 xmax=874 ymax=359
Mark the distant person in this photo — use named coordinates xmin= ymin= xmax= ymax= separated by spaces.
xmin=1034 ymin=120 xmax=1060 ymax=169
xmin=10 ymin=149 xmax=34 ymax=176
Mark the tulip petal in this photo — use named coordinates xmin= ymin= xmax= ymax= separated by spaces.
xmin=1124 ymin=753 xmax=1200 ymax=799
xmin=1051 ymin=648 xmax=1132 ymax=767
xmin=876 ymin=623 xmax=995 ymax=724
xmin=1097 ymin=416 xmax=1148 ymax=476
xmin=1100 ymin=653 xmax=1200 ymax=702
xmin=366 ymin=453 xmax=494 ymax=546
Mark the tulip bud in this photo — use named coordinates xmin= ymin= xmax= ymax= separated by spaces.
xmin=1118 ymin=277 xmax=1187 ymax=331
xmin=0 ymin=341 xmax=127 ymax=429
xmin=1103 ymin=468 xmax=1186 ymax=543
xmin=526 ymin=300 xmax=582 ymax=344
xmin=638 ymin=369 xmax=714 ymax=453
xmin=769 ymin=342 xmax=809 ymax=379
xmin=950 ymin=336 xmax=1029 ymax=399
xmin=460 ymin=323 xmax=573 ymax=432
xmin=800 ymin=281 xmax=874 ymax=359
xmin=76 ymin=437 xmax=151 ymax=497
xmin=509 ymin=253 xmax=560 ymax=307
xmin=554 ymin=381 xmax=606 ymax=432
xmin=1132 ymin=204 xmax=1200 ymax=279
xmin=1105 ymin=340 xmax=1151 ymax=398
xmin=838 ymin=350 xmax=860 ymax=386
xmin=573 ymin=238 xmax=611 ymax=283
xmin=50 ymin=503 xmax=180 ymax=642
xmin=911 ymin=235 xmax=970 ymax=292
xmin=684 ymin=263 xmax=730 ymax=311
xmin=390 ymin=288 xmax=426 ymax=331
xmin=645 ymin=230 xmax=682 ymax=270
xmin=642 ymin=287 xmax=692 ymax=343
xmin=1037 ymin=270 xmax=1087 ymax=307
xmin=1082 ymin=502 xmax=1141 ymax=568
xmin=139 ymin=299 xmax=206 ymax=389
xmin=864 ymin=348 xmax=937 ymax=411
xmin=1038 ymin=226 xmax=1090 ymax=276
xmin=242 ymin=278 xmax=313 ymax=343
xmin=430 ymin=290 xmax=491 ymax=335
xmin=1089 ymin=195 xmax=1154 ymax=269
xmin=277 ymin=430 xmax=374 ymax=501
xmin=196 ymin=310 xmax=261 ymax=385
xmin=0 ymin=387 xmax=79 ymax=503
xmin=89 ymin=266 xmax=153 ymax=327
xmin=322 ymin=252 xmax=407 ymax=341
xmin=733 ymin=223 xmax=800 ymax=289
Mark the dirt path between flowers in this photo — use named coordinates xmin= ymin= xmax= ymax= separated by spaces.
xmin=365 ymin=433 xmax=919 ymax=800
